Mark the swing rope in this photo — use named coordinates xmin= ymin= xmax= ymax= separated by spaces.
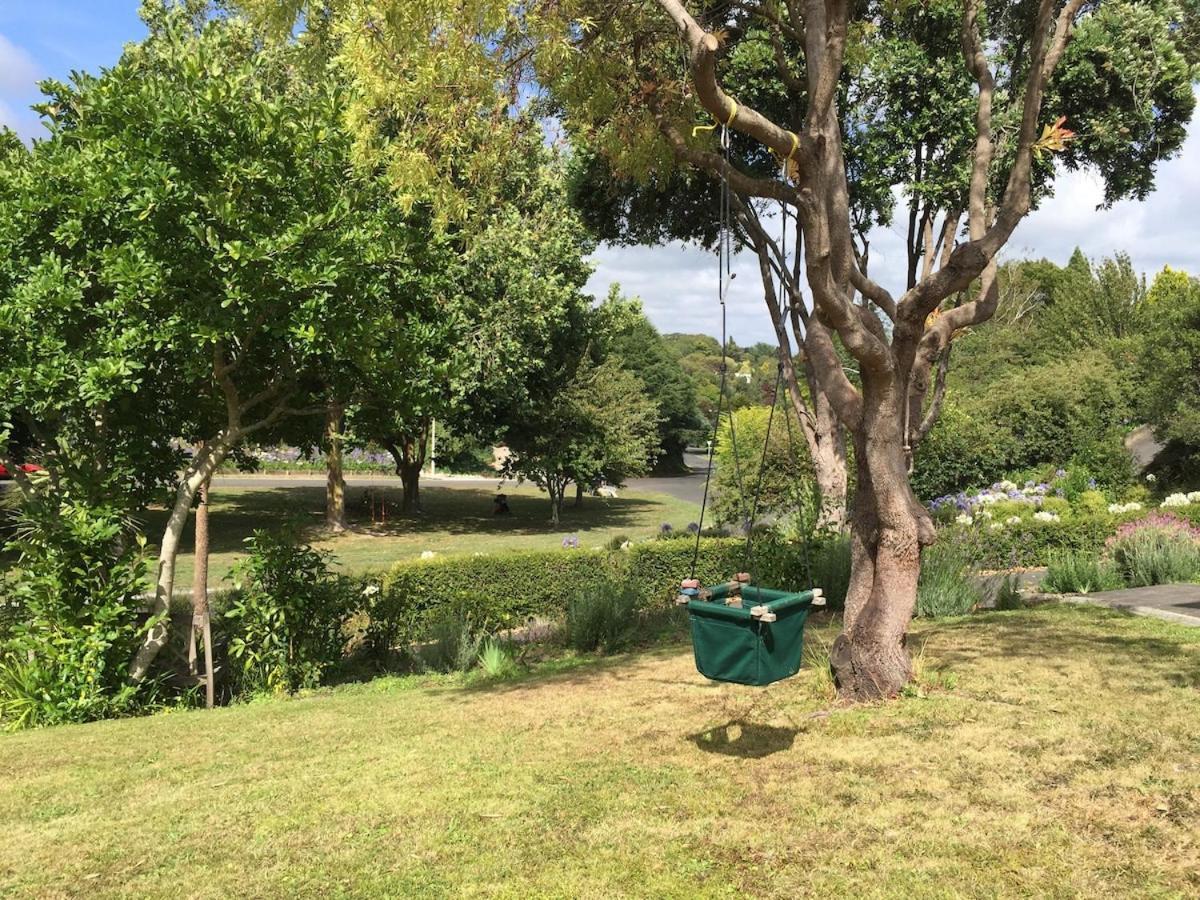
xmin=689 ymin=131 xmax=814 ymax=590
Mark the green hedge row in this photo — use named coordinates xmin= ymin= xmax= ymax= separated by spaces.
xmin=364 ymin=537 xmax=818 ymax=656
xmin=958 ymin=505 xmax=1200 ymax=569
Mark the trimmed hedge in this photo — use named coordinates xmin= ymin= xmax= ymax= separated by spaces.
xmin=962 ymin=505 xmax=1200 ymax=569
xmin=365 ymin=537 xmax=816 ymax=657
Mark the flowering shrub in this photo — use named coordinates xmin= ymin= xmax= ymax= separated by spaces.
xmin=1107 ymin=501 xmax=1144 ymax=514
xmin=1105 ymin=513 xmax=1200 ymax=587
xmin=1160 ymin=492 xmax=1200 ymax=508
xmin=1034 ymin=511 xmax=1061 ymax=523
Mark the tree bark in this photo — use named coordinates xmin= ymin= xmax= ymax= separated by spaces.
xmin=325 ymin=403 xmax=347 ymax=532
xmin=130 ymin=435 xmax=236 ymax=683
xmin=574 ymin=481 xmax=584 ymax=507
xmin=399 ymin=459 xmax=422 ymax=514
xmin=190 ymin=478 xmax=215 ymax=709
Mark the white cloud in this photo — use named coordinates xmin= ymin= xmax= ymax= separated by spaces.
xmin=590 ymin=99 xmax=1200 ymax=343
xmin=0 ymin=32 xmax=40 ymax=93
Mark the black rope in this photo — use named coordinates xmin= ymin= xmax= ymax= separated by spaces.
xmin=690 ymin=124 xmax=737 ymax=578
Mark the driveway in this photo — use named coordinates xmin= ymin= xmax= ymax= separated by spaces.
xmin=1065 ymin=583 xmax=1200 ymax=628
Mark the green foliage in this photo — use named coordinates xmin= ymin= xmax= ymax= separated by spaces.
xmin=418 ymin=602 xmax=486 ymax=674
xmin=476 ymin=638 xmax=519 ymax=679
xmin=711 ymin=404 xmax=811 ymax=528
xmin=224 ymin=531 xmax=354 ymax=694
xmin=1043 ymin=551 xmax=1125 ymax=595
xmin=917 ymin=539 xmax=983 ymax=618
xmin=368 ymin=537 xmax=814 ymax=660
xmin=911 ymin=400 xmax=1010 ymax=501
xmin=1107 ymin=517 xmax=1200 ymax=587
xmin=992 ymin=576 xmax=1025 ymax=611
xmin=1139 ymin=268 xmax=1200 ymax=473
xmin=810 ymin=534 xmax=852 ymax=611
xmin=503 ymin=352 xmax=662 ymax=521
xmin=595 ymin=288 xmax=702 ymax=471
xmin=0 ymin=486 xmax=153 ymax=731
xmin=565 ymin=579 xmax=640 ymax=654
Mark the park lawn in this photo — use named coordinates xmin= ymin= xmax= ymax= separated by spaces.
xmin=2 ymin=605 xmax=1200 ymax=898
xmin=138 ymin=479 xmax=702 ymax=587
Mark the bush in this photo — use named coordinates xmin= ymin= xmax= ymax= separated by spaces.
xmin=810 ymin=533 xmax=852 ymax=610
xmin=1106 ymin=514 xmax=1200 ymax=587
xmin=369 ymin=537 xmax=816 ymax=661
xmin=477 ymin=638 xmax=519 ymax=679
xmin=0 ymin=489 xmax=153 ymax=731
xmin=1043 ymin=551 xmax=1124 ymax=594
xmin=917 ymin=539 xmax=982 ymax=618
xmin=565 ymin=579 xmax=640 ymax=653
xmin=223 ymin=530 xmax=355 ymax=695
xmin=911 ymin=400 xmax=1010 ymax=501
xmin=418 ymin=600 xmax=486 ymax=673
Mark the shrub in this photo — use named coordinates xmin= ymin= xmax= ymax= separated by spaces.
xmin=223 ymin=530 xmax=354 ymax=695
xmin=917 ymin=539 xmax=982 ymax=618
xmin=418 ymin=600 xmax=486 ymax=673
xmin=1043 ymin=551 xmax=1124 ymax=594
xmin=368 ymin=537 xmax=816 ymax=661
xmin=910 ymin=400 xmax=1009 ymax=501
xmin=565 ymin=579 xmax=640 ymax=653
xmin=992 ymin=575 xmax=1024 ymax=610
xmin=0 ymin=489 xmax=153 ymax=731
xmin=1106 ymin=514 xmax=1200 ymax=587
xmin=477 ymin=638 xmax=519 ymax=679
xmin=810 ymin=533 xmax=852 ymax=610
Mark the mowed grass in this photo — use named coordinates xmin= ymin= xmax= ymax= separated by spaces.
xmin=137 ymin=479 xmax=702 ymax=586
xmin=3 ymin=604 xmax=1200 ymax=898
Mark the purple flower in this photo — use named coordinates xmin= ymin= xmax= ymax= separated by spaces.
xmin=562 ymin=534 xmax=580 ymax=549
xmin=1055 ymin=468 xmax=1067 ymax=479
xmin=659 ymin=523 xmax=673 ymax=534
xmin=686 ymin=522 xmax=700 ymax=534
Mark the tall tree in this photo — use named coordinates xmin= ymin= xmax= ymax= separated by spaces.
xmin=243 ymin=0 xmax=1198 ymax=698
xmin=2 ymin=4 xmax=422 ymax=680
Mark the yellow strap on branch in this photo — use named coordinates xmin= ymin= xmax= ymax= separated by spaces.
xmin=692 ymin=100 xmax=738 ymax=137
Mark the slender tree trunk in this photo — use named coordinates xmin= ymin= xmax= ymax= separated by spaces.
xmin=325 ymin=403 xmax=347 ymax=532
xmin=130 ymin=435 xmax=236 ymax=683
xmin=574 ymin=481 xmax=584 ymax=507
xmin=547 ymin=478 xmax=563 ymax=525
xmin=190 ymin=478 xmax=215 ymax=709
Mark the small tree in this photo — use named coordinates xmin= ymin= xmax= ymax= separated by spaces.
xmin=505 ymin=356 xmax=662 ymax=524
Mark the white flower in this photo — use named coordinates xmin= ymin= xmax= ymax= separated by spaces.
xmin=998 ymin=480 xmax=1018 ymax=492
xmin=361 ymin=584 xmax=380 ymax=597
xmin=989 ymin=522 xmax=1004 ymax=532
xmin=1108 ymin=502 xmax=1143 ymax=514
xmin=976 ymin=491 xmax=1000 ymax=505
xmin=1034 ymin=511 xmax=1061 ymax=523
xmin=955 ymin=513 xmax=974 ymax=526
xmin=1146 ymin=473 xmax=1157 ymax=483
xmin=420 ymin=550 xmax=437 ymax=559
xmin=1189 ymin=492 xmax=1200 ymax=504
xmin=1006 ymin=516 xmax=1022 ymax=525
xmin=1161 ymin=493 xmax=1190 ymax=508
xmin=978 ymin=508 xmax=993 ymax=520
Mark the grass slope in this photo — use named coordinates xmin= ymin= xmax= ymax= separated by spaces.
xmin=2 ymin=605 xmax=1200 ymax=898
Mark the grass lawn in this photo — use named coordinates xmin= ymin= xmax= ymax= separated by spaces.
xmin=3 ymin=604 xmax=1199 ymax=897
xmin=135 ymin=479 xmax=702 ymax=587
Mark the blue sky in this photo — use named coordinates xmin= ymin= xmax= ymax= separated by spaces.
xmin=2 ymin=5 xmax=1198 ymax=344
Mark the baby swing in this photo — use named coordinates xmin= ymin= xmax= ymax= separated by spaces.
xmin=676 ymin=102 xmax=823 ymax=687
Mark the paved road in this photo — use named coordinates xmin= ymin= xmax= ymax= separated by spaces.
xmin=1068 ymin=583 xmax=1200 ymax=628
xmin=212 ymin=452 xmax=714 ymax=507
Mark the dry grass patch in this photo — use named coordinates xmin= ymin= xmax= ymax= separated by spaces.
xmin=2 ymin=605 xmax=1200 ymax=898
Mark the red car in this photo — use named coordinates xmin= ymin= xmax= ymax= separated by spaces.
xmin=0 ymin=463 xmax=44 ymax=480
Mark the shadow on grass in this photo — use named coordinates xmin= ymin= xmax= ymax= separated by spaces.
xmin=689 ymin=720 xmax=799 ymax=759
xmin=137 ymin=484 xmax=676 ymax=557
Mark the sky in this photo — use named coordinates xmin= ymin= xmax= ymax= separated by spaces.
xmin=3 ymin=3 xmax=1198 ymax=345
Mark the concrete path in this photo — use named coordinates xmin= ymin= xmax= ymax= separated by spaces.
xmin=1065 ymin=583 xmax=1200 ymax=628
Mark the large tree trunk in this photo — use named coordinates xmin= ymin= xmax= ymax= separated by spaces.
xmin=807 ymin=371 xmax=849 ymax=532
xmin=325 ymin=403 xmax=347 ymax=532
xmin=829 ymin=402 xmax=934 ymax=700
xmin=385 ymin=420 xmax=429 ymax=515
xmin=130 ymin=435 xmax=237 ymax=683
xmin=190 ymin=479 xmax=215 ymax=710
xmin=399 ymin=459 xmax=422 ymax=514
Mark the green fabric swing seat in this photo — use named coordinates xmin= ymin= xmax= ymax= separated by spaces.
xmin=686 ymin=584 xmax=818 ymax=687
